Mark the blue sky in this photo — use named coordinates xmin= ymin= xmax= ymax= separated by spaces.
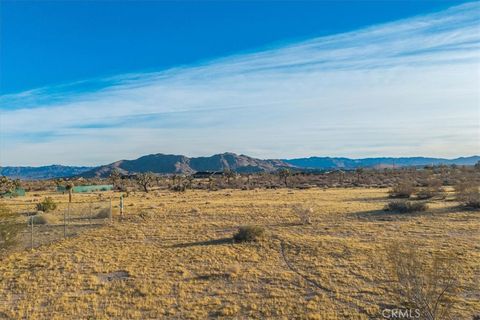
xmin=0 ymin=1 xmax=479 ymax=165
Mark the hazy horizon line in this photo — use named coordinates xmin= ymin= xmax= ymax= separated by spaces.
xmin=2 ymin=152 xmax=479 ymax=168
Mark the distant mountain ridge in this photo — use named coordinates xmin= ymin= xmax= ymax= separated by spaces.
xmin=284 ymin=156 xmax=480 ymax=170
xmin=79 ymin=153 xmax=292 ymax=178
xmin=2 ymin=154 xmax=479 ymax=180
xmin=0 ymin=165 xmax=93 ymax=180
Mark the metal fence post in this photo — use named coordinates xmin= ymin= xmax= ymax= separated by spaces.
xmin=109 ymin=198 xmax=113 ymax=223
xmin=120 ymin=195 xmax=124 ymax=220
xmin=30 ymin=216 xmax=34 ymax=250
xmin=64 ymin=205 xmax=67 ymax=238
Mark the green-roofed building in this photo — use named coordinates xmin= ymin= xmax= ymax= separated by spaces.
xmin=1 ymin=188 xmax=26 ymax=197
xmin=57 ymin=185 xmax=114 ymax=193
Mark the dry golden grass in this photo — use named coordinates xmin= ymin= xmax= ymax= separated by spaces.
xmin=0 ymin=188 xmax=478 ymax=319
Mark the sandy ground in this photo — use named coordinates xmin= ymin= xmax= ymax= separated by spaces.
xmin=0 ymin=188 xmax=478 ymax=319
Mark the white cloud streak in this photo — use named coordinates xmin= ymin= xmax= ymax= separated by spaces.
xmin=1 ymin=2 xmax=479 ymax=165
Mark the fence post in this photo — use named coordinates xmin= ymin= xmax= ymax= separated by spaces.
xmin=64 ymin=205 xmax=67 ymax=238
xmin=30 ymin=216 xmax=34 ymax=250
xmin=109 ymin=197 xmax=113 ymax=223
xmin=120 ymin=195 xmax=124 ymax=220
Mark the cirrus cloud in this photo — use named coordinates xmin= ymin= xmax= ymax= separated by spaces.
xmin=1 ymin=2 xmax=479 ymax=166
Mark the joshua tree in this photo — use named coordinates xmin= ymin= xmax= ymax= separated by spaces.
xmin=171 ymin=174 xmax=179 ymax=186
xmin=223 ymin=169 xmax=236 ymax=186
xmin=185 ymin=175 xmax=194 ymax=189
xmin=0 ymin=176 xmax=20 ymax=195
xmin=155 ymin=176 xmax=163 ymax=188
xmin=135 ymin=172 xmax=156 ymax=193
xmin=246 ymin=174 xmax=252 ymax=187
xmin=355 ymin=168 xmax=364 ymax=184
xmin=208 ymin=174 xmax=216 ymax=191
xmin=65 ymin=182 xmax=74 ymax=203
xmin=278 ymin=168 xmax=291 ymax=187
xmin=110 ymin=169 xmax=124 ymax=191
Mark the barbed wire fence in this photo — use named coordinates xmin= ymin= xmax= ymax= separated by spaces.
xmin=1 ymin=200 xmax=113 ymax=251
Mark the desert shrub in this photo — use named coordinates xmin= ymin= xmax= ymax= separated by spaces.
xmin=416 ymin=189 xmax=435 ymax=200
xmin=389 ymin=181 xmax=416 ymax=198
xmin=455 ymin=181 xmax=480 ymax=209
xmin=385 ymin=242 xmax=461 ymax=320
xmin=457 ymin=189 xmax=480 ymax=209
xmin=417 ymin=187 xmax=445 ymax=200
xmin=416 ymin=178 xmax=445 ymax=200
xmin=0 ymin=204 xmax=22 ymax=249
xmin=233 ymin=225 xmax=265 ymax=242
xmin=95 ymin=208 xmax=111 ymax=219
xmin=385 ymin=201 xmax=428 ymax=213
xmin=36 ymin=197 xmax=57 ymax=212
xmin=171 ymin=184 xmax=186 ymax=192
xmin=292 ymin=204 xmax=312 ymax=225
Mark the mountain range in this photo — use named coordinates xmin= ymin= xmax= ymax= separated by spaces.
xmin=0 ymin=165 xmax=93 ymax=180
xmin=80 ymin=153 xmax=290 ymax=178
xmin=284 ymin=156 xmax=480 ymax=170
xmin=1 ymin=153 xmax=478 ymax=180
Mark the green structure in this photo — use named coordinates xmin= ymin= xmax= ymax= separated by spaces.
xmin=1 ymin=188 xmax=26 ymax=197
xmin=57 ymin=184 xmax=114 ymax=193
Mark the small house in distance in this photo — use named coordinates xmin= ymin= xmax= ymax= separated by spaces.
xmin=192 ymin=171 xmax=224 ymax=179
xmin=57 ymin=184 xmax=114 ymax=193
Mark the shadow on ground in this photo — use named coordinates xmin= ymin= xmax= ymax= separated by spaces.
xmin=172 ymin=237 xmax=233 ymax=248
xmin=352 ymin=209 xmax=431 ymax=221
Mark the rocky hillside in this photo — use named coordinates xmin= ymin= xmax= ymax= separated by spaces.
xmin=80 ymin=153 xmax=292 ymax=177
xmin=3 ymin=154 xmax=478 ymax=179
xmin=0 ymin=165 xmax=92 ymax=180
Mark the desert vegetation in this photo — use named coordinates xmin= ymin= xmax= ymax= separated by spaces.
xmin=0 ymin=165 xmax=478 ymax=318
xmin=455 ymin=180 xmax=480 ymax=209
xmin=385 ymin=200 xmax=428 ymax=213
xmin=233 ymin=225 xmax=265 ymax=242
xmin=11 ymin=163 xmax=480 ymax=195
xmin=36 ymin=197 xmax=57 ymax=212
xmin=384 ymin=241 xmax=462 ymax=320
xmin=0 ymin=204 xmax=22 ymax=250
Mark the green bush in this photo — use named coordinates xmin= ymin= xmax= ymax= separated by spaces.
xmin=36 ymin=197 xmax=57 ymax=212
xmin=385 ymin=201 xmax=428 ymax=213
xmin=233 ymin=225 xmax=265 ymax=242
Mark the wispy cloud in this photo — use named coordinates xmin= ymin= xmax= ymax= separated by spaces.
xmin=1 ymin=2 xmax=479 ymax=166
